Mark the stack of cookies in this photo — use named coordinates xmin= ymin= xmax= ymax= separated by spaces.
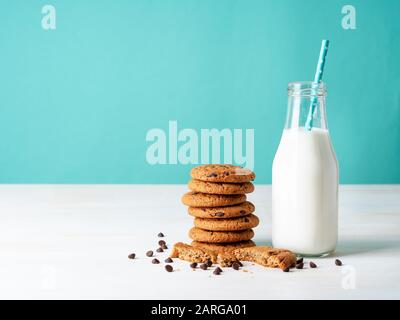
xmin=181 ymin=164 xmax=258 ymax=254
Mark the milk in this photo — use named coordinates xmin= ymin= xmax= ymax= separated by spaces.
xmin=272 ymin=128 xmax=338 ymax=256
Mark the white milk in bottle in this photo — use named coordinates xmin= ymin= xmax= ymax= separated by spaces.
xmin=272 ymin=82 xmax=338 ymax=256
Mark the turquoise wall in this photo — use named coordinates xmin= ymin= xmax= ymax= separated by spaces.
xmin=0 ymin=0 xmax=399 ymax=183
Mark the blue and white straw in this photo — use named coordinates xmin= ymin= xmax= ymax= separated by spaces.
xmin=305 ymin=40 xmax=330 ymax=131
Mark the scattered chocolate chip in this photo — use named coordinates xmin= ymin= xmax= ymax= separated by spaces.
xmin=158 ymin=232 xmax=164 ymax=237
xmin=190 ymin=262 xmax=198 ymax=268
xmin=164 ymin=257 xmax=173 ymax=263
xmin=335 ymin=259 xmax=342 ymax=266
xmin=232 ymin=262 xmax=241 ymax=270
xmin=309 ymin=261 xmax=317 ymax=268
xmin=213 ymin=267 xmax=222 ymax=275
xmin=152 ymin=258 xmax=160 ymax=264
xmin=165 ymin=265 xmax=173 ymax=272
xmin=200 ymin=263 xmax=208 ymax=270
xmin=237 ymin=261 xmax=243 ymax=267
xmin=296 ymin=257 xmax=303 ymax=264
xmin=283 ymin=267 xmax=290 ymax=272
xmin=207 ymin=173 xmax=218 ymax=177
xmin=296 ymin=262 xmax=304 ymax=269
xmin=146 ymin=250 xmax=153 ymax=257
xmin=161 ymin=244 xmax=168 ymax=249
xmin=206 ymin=259 xmax=212 ymax=267
xmin=156 ymin=247 xmax=163 ymax=253
xmin=128 ymin=253 xmax=136 ymax=259
xmin=158 ymin=240 xmax=166 ymax=246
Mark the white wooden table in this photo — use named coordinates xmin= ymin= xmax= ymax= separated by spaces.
xmin=0 ymin=185 xmax=399 ymax=300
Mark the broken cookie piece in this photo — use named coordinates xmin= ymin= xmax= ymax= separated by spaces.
xmin=216 ymin=252 xmax=239 ymax=267
xmin=170 ymin=242 xmax=217 ymax=264
xmin=233 ymin=246 xmax=296 ymax=270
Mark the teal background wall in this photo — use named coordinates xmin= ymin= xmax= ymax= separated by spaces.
xmin=0 ymin=0 xmax=399 ymax=184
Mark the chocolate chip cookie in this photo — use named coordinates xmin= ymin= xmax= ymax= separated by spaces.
xmin=191 ymin=164 xmax=255 ymax=183
xmin=189 ymin=227 xmax=254 ymax=243
xmin=188 ymin=201 xmax=255 ymax=219
xmin=182 ymin=191 xmax=246 ymax=207
xmin=188 ymin=179 xmax=254 ymax=195
xmin=170 ymin=242 xmax=218 ymax=264
xmin=232 ymin=246 xmax=297 ymax=270
xmin=191 ymin=240 xmax=256 ymax=254
xmin=194 ymin=214 xmax=259 ymax=231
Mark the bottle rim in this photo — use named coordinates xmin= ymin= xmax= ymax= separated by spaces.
xmin=287 ymin=81 xmax=327 ymax=97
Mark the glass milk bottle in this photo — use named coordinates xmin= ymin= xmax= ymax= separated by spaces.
xmin=272 ymin=81 xmax=338 ymax=256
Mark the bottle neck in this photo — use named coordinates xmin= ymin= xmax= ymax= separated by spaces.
xmin=285 ymin=82 xmax=328 ymax=130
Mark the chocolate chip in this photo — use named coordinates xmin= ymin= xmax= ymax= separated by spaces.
xmin=296 ymin=257 xmax=303 ymax=264
xmin=207 ymin=173 xmax=218 ymax=177
xmin=296 ymin=262 xmax=304 ymax=269
xmin=237 ymin=261 xmax=243 ymax=267
xmin=283 ymin=267 xmax=290 ymax=272
xmin=165 ymin=265 xmax=173 ymax=272
xmin=240 ymin=210 xmax=246 ymax=214
xmin=156 ymin=247 xmax=163 ymax=253
xmin=335 ymin=259 xmax=342 ymax=266
xmin=232 ymin=262 xmax=241 ymax=270
xmin=211 ymin=212 xmax=224 ymax=217
xmin=213 ymin=267 xmax=222 ymax=275
xmin=128 ymin=253 xmax=136 ymax=259
xmin=152 ymin=258 xmax=160 ymax=264
xmin=244 ymin=217 xmax=249 ymax=222
xmin=165 ymin=257 xmax=173 ymax=263
xmin=158 ymin=240 xmax=166 ymax=246
xmin=309 ymin=262 xmax=317 ymax=268
xmin=200 ymin=263 xmax=208 ymax=270
xmin=190 ymin=262 xmax=197 ymax=268
xmin=146 ymin=250 xmax=153 ymax=257
xmin=206 ymin=259 xmax=212 ymax=267
xmin=158 ymin=232 xmax=164 ymax=237
xmin=161 ymin=244 xmax=168 ymax=250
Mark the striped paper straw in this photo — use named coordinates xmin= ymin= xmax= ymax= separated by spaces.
xmin=305 ymin=40 xmax=330 ymax=131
